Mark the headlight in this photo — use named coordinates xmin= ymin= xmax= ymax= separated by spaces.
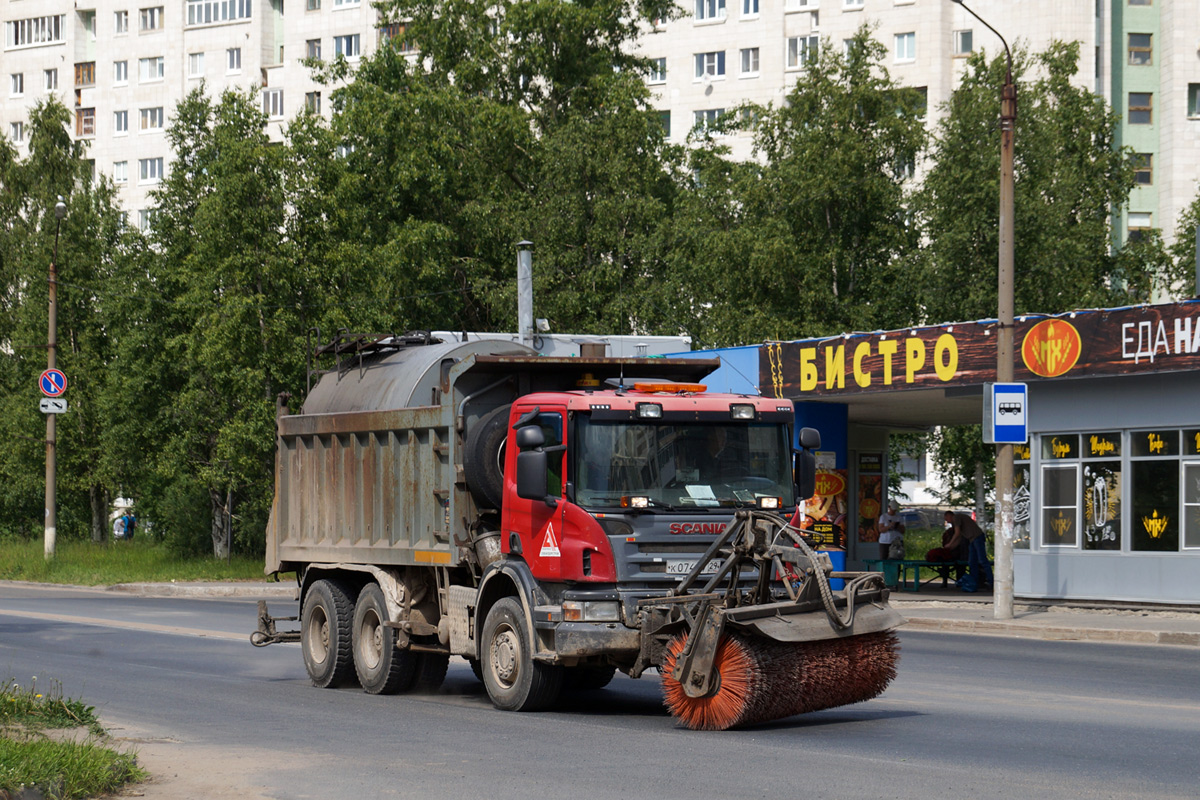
xmin=758 ymin=496 xmax=781 ymax=510
xmin=636 ymin=402 xmax=663 ymax=419
xmin=562 ymin=601 xmax=621 ymax=622
xmin=730 ymin=404 xmax=756 ymax=420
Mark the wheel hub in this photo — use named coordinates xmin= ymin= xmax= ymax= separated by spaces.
xmin=492 ymin=628 xmax=519 ymax=686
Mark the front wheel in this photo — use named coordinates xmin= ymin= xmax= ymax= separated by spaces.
xmin=481 ymin=597 xmax=563 ymax=711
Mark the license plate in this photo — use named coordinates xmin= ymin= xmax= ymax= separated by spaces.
xmin=665 ymin=558 xmax=723 ymax=576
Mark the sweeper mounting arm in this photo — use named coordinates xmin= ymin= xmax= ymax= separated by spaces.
xmin=635 ymin=510 xmax=904 ymax=700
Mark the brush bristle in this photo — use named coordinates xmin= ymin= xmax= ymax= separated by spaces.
xmin=662 ymin=631 xmax=900 ymax=731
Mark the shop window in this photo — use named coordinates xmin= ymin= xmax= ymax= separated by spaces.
xmin=1131 ymin=430 xmax=1179 ymax=552
xmin=1083 ymin=432 xmax=1122 ymax=550
xmin=1184 ymin=458 xmax=1200 ymax=549
xmin=1014 ymin=443 xmax=1031 ymax=549
xmin=1040 ymin=435 xmax=1078 ymax=547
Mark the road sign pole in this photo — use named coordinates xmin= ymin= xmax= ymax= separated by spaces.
xmin=45 ymin=197 xmax=65 ymax=561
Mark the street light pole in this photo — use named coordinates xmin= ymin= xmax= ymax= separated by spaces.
xmin=952 ymin=0 xmax=1016 ymax=619
xmin=45 ymin=195 xmax=67 ymax=561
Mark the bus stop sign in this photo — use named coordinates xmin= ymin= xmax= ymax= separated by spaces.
xmin=984 ymin=382 xmax=1027 ymax=444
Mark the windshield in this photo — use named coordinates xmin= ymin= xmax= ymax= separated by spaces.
xmin=573 ymin=416 xmax=794 ymax=509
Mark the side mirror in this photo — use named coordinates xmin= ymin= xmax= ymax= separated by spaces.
xmin=515 ymin=426 xmax=545 ymax=450
xmin=516 ymin=450 xmax=549 ymax=500
xmin=798 ymin=426 xmax=821 ymax=450
xmin=794 ymin=448 xmax=816 ymax=501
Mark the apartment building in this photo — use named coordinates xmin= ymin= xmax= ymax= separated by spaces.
xmin=1 ymin=0 xmax=385 ymax=226
xmin=640 ymin=0 xmax=1200 ymax=247
xmin=4 ymin=1 xmax=1200 ymax=247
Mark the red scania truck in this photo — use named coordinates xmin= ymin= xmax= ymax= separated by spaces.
xmin=254 ymin=334 xmax=901 ymax=729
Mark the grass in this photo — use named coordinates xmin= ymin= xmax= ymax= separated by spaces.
xmin=904 ymin=527 xmax=995 ymax=560
xmin=1 ymin=678 xmax=146 ymax=799
xmin=0 ymin=538 xmax=279 ymax=586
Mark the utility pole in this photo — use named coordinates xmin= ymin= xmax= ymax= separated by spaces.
xmin=952 ymin=0 xmax=1016 ymax=619
xmin=45 ymin=195 xmax=67 ymax=561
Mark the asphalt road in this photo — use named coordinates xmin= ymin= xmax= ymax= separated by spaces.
xmin=1 ymin=584 xmax=1197 ymax=799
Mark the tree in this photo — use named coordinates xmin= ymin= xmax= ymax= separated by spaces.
xmin=0 ymin=99 xmax=127 ymax=543
xmin=662 ymin=28 xmax=929 ymax=346
xmin=917 ymin=41 xmax=1166 ymax=324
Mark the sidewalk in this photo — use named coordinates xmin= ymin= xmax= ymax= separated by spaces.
xmin=99 ymin=580 xmax=1200 ymax=648
xmin=888 ymin=584 xmax=1200 ymax=647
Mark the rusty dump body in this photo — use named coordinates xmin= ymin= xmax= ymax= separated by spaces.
xmin=258 ymin=335 xmax=904 ymax=729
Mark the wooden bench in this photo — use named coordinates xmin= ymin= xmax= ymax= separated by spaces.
xmin=863 ymin=559 xmax=969 ymax=592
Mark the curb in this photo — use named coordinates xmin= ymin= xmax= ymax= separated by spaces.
xmin=902 ymin=615 xmax=1200 ymax=647
xmin=106 ymin=582 xmax=296 ymax=600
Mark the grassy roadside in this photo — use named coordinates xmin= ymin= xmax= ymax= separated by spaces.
xmin=0 ymin=678 xmax=145 ymax=799
xmin=0 ymin=539 xmax=273 ymax=585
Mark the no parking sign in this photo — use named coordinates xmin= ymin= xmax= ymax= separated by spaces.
xmin=40 ymin=368 xmax=67 ymax=397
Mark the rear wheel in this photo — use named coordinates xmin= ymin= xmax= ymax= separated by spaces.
xmin=412 ymin=653 xmax=450 ymax=693
xmin=352 ymin=583 xmax=418 ymax=695
xmin=481 ymin=597 xmax=563 ymax=711
xmin=301 ymin=579 xmax=356 ymax=689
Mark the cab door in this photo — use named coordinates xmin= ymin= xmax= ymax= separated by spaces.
xmin=501 ymin=405 xmax=567 ymax=581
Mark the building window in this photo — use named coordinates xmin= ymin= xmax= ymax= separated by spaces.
xmin=306 ymin=39 xmax=322 ymax=60
xmin=76 ymin=108 xmax=96 ymax=137
xmin=114 ymin=110 xmax=129 ymax=134
xmin=740 ymin=47 xmax=759 ymax=76
xmin=5 ymin=15 xmax=66 ymax=48
xmin=648 ymin=57 xmax=666 ymax=84
xmin=227 ymin=47 xmax=242 ymax=72
xmin=695 ymin=0 xmax=726 ymax=22
xmin=334 ymin=34 xmax=361 ymax=59
xmin=787 ymin=35 xmax=818 ymax=69
xmin=44 ymin=69 xmax=58 ymax=91
xmin=304 ymin=91 xmax=321 ymax=113
xmin=307 ymin=0 xmax=322 ymax=8
xmin=895 ymin=32 xmax=916 ymax=62
xmin=139 ymin=7 xmax=164 ymax=31
xmin=115 ymin=11 xmax=129 ymax=34
xmin=1041 ymin=435 xmax=1080 ymax=547
xmin=115 ymin=60 xmax=128 ymax=84
xmin=845 ymin=0 xmax=865 ymax=7
xmin=1131 ymin=430 xmax=1179 ymax=551
xmin=1132 ymin=153 xmax=1152 ymax=185
xmin=263 ymin=88 xmax=284 ymax=118
xmin=954 ymin=29 xmax=973 ymax=56
xmin=742 ymin=0 xmax=759 ymax=15
xmin=1127 ymin=211 xmax=1153 ymax=242
xmin=139 ymin=156 xmax=164 ymax=183
xmin=659 ymin=110 xmax=670 ymax=136
xmin=693 ymin=108 xmax=725 ymax=130
xmin=1189 ymin=84 xmax=1200 ymax=118
xmin=138 ymin=209 xmax=154 ymax=232
xmin=695 ymin=51 xmax=726 ymax=79
xmin=334 ymin=0 xmax=361 ymax=5
xmin=1128 ymin=33 xmax=1152 ymax=65
xmin=9 ymin=122 xmax=24 ymax=144
xmin=188 ymin=53 xmax=205 ymax=77
xmin=114 ymin=160 xmax=128 ymax=183
xmin=139 ymin=57 xmax=164 ymax=82
xmin=1128 ymin=0 xmax=1151 ymax=5
xmin=139 ymin=106 xmax=165 ymax=131
xmin=10 ymin=73 xmax=23 ymax=96
xmin=186 ymin=0 xmax=253 ymax=26
xmin=75 ymin=62 xmax=96 ymax=88
xmin=1184 ymin=458 xmax=1200 ymax=549
xmin=1128 ymin=92 xmax=1152 ymax=124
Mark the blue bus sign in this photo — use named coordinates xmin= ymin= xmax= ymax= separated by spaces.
xmin=984 ymin=382 xmax=1027 ymax=444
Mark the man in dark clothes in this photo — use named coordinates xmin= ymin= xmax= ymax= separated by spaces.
xmin=943 ymin=510 xmax=992 ymax=591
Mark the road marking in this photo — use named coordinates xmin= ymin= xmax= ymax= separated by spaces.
xmin=0 ymin=608 xmax=255 ymax=642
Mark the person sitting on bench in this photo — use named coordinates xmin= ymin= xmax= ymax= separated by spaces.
xmin=877 ymin=500 xmax=905 ymax=560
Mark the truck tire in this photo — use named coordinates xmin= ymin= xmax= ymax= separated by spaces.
xmin=464 ymin=404 xmax=511 ymax=510
xmin=352 ymin=583 xmax=419 ymax=695
xmin=481 ymin=597 xmax=563 ymax=711
xmin=302 ymin=579 xmax=357 ymax=689
xmin=412 ymin=653 xmax=450 ymax=693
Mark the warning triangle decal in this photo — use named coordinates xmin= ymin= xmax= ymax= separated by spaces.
xmin=540 ymin=524 xmax=561 ymax=558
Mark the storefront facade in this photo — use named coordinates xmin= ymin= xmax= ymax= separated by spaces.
xmin=686 ymin=300 xmax=1200 ymax=606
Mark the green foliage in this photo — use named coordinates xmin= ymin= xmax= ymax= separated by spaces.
xmin=665 ymin=27 xmax=928 ymax=346
xmin=0 ymin=538 xmax=275 ymax=584
xmin=0 ymin=678 xmax=97 ymax=732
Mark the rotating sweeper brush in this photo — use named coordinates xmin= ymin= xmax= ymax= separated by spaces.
xmin=638 ymin=510 xmax=904 ymax=731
